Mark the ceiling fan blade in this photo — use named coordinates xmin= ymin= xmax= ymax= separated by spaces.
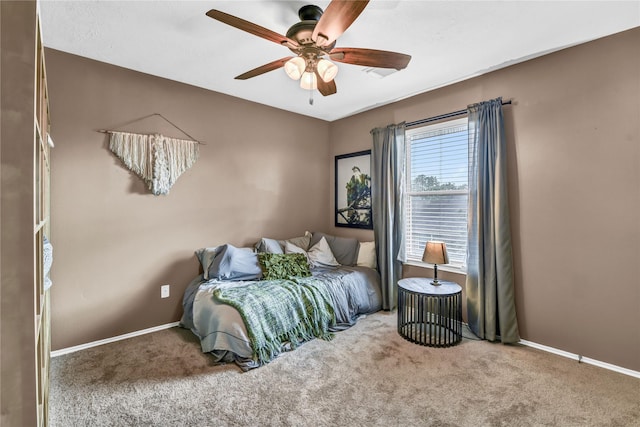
xmin=235 ymin=57 xmax=292 ymax=80
xmin=315 ymin=71 xmax=337 ymax=96
xmin=312 ymin=0 xmax=369 ymax=47
xmin=206 ymin=9 xmax=299 ymax=49
xmin=329 ymin=48 xmax=411 ymax=70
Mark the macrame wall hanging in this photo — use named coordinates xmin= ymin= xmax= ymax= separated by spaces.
xmin=99 ymin=113 xmax=203 ymax=195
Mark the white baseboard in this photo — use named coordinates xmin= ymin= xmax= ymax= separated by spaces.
xmin=51 ymin=322 xmax=181 ymax=357
xmin=519 ymin=339 xmax=640 ymax=379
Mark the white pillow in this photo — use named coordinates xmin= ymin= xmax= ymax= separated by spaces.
xmin=285 ymin=236 xmax=340 ymax=267
xmin=356 ymin=241 xmax=377 ymax=269
xmin=308 ymin=236 xmax=340 ymax=267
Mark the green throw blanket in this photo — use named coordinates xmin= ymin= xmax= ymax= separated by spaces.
xmin=213 ymin=277 xmax=336 ymax=365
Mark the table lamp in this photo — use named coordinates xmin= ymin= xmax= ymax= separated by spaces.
xmin=422 ymin=241 xmax=449 ymax=285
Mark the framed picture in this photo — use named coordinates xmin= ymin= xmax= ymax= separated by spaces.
xmin=335 ymin=150 xmax=373 ymax=229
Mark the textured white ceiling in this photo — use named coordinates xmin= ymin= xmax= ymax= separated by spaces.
xmin=39 ymin=1 xmax=640 ymax=121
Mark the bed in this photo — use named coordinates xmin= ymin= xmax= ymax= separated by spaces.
xmin=180 ymin=232 xmax=381 ymax=371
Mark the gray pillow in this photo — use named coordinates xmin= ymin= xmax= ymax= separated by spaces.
xmin=278 ymin=234 xmax=311 ymax=252
xmin=255 ymin=233 xmax=312 ymax=254
xmin=255 ymin=237 xmax=284 ymax=254
xmin=195 ymin=246 xmax=221 ymax=280
xmin=197 ymin=244 xmax=262 ymax=281
xmin=309 ymin=232 xmax=359 ymax=266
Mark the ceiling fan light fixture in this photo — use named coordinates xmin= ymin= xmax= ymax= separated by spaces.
xmin=300 ymin=71 xmax=317 ymax=90
xmin=284 ymin=56 xmax=306 ymax=80
xmin=316 ymin=58 xmax=338 ymax=82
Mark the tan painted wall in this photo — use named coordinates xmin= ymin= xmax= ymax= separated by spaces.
xmin=46 ymin=49 xmax=330 ymax=350
xmin=328 ymin=28 xmax=640 ymax=371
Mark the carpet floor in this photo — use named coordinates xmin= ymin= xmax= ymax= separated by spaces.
xmin=49 ymin=311 xmax=639 ymax=426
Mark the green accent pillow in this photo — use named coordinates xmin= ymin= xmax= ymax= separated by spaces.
xmin=257 ymin=253 xmax=311 ymax=280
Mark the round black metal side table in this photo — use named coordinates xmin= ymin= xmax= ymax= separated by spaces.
xmin=397 ymin=278 xmax=462 ymax=347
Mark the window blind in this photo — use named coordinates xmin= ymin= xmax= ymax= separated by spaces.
xmin=405 ymin=118 xmax=468 ymax=268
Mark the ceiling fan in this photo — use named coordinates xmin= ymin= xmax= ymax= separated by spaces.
xmin=205 ymin=1 xmax=411 ymax=101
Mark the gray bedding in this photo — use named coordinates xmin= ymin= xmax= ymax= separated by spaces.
xmin=180 ymin=265 xmax=382 ymax=370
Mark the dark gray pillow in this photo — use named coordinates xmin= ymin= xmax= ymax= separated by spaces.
xmin=309 ymin=232 xmax=359 ymax=266
xmin=201 ymin=244 xmax=262 ymax=281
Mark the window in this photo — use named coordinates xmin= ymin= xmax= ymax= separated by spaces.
xmin=404 ymin=118 xmax=468 ymax=270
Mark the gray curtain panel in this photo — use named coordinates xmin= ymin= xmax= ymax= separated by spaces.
xmin=466 ymin=98 xmax=520 ymax=343
xmin=370 ymin=123 xmax=406 ymax=310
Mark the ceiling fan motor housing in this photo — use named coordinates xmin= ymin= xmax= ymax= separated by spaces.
xmin=286 ymin=21 xmax=317 ymax=46
xmin=298 ymin=5 xmax=323 ymax=21
xmin=286 ymin=5 xmax=336 ymax=52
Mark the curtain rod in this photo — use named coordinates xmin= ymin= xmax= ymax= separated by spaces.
xmin=406 ymin=99 xmax=512 ymax=128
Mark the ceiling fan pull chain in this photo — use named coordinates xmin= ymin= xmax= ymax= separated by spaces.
xmin=309 ymin=87 xmax=314 ymax=105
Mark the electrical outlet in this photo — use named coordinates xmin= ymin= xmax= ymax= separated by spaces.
xmin=161 ymin=284 xmax=170 ymax=298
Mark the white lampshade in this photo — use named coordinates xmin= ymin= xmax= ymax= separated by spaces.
xmin=316 ymin=58 xmax=338 ymax=82
xmin=284 ymin=57 xmax=305 ymax=80
xmin=422 ymin=241 xmax=449 ymax=265
xmin=300 ymin=71 xmax=317 ymax=90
